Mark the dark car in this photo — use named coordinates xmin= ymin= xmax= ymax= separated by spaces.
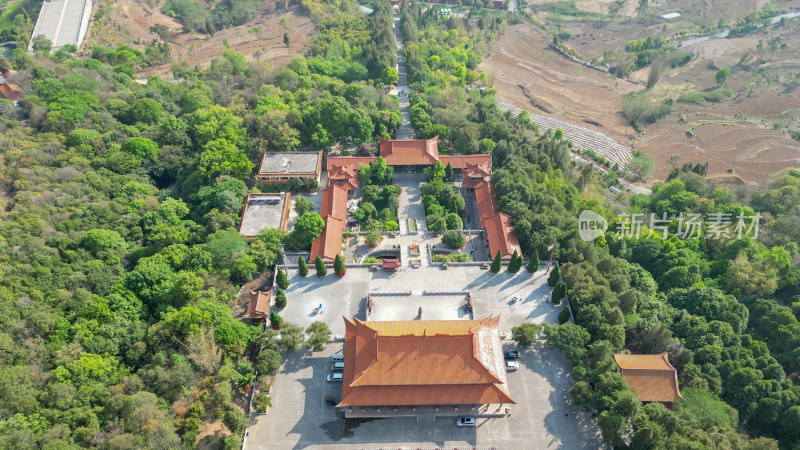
xmin=504 ymin=351 xmax=520 ymax=360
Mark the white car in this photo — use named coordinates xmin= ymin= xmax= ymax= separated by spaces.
xmin=331 ymin=354 xmax=344 ymax=362
xmin=326 ymin=373 xmax=343 ymax=382
xmin=506 ymin=360 xmax=519 ymax=371
xmin=456 ymin=417 xmax=477 ymax=427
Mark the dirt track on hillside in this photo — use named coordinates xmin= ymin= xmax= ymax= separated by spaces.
xmin=483 ymin=24 xmax=800 ymax=183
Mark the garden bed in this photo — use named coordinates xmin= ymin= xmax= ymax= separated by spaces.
xmin=408 ymin=218 xmax=418 ymax=232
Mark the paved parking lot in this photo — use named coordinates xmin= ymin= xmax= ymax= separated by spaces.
xmin=245 ymin=340 xmax=604 ymax=449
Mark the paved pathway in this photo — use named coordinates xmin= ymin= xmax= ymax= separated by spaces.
xmin=392 ymin=14 xmax=415 ymax=139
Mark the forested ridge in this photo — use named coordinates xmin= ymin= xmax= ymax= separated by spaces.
xmin=0 ymin=0 xmax=398 ymax=447
xmin=1 ymin=0 xmax=800 ymax=448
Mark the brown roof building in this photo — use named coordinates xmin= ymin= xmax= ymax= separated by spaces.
xmin=339 ymin=316 xmax=514 ymax=413
xmin=326 ymin=156 xmax=377 ymax=191
xmin=379 ymin=136 xmax=440 ymax=166
xmin=321 ymin=139 xmax=519 ymax=262
xmin=614 ymin=353 xmax=683 ymax=408
xmin=310 ymin=185 xmax=349 ymax=263
xmin=0 ymin=83 xmax=21 ymax=101
xmin=473 ymin=182 xmax=520 ymax=260
xmin=484 ymin=213 xmax=522 ymax=261
xmin=242 ymin=290 xmax=271 ymax=322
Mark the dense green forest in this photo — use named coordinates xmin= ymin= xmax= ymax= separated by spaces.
xmin=400 ymin=3 xmax=800 ymax=448
xmin=2 ymin=0 xmax=800 ymax=447
xmin=0 ymin=0 xmax=398 ymax=447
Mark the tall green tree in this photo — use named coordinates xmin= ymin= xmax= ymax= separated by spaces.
xmin=547 ymin=265 xmax=560 ymax=287
xmin=490 ymin=249 xmax=502 ymax=273
xmin=715 ymin=67 xmax=731 ymax=85
xmin=512 ymin=323 xmax=540 ymax=348
xmin=315 ymin=256 xmax=327 ymax=277
xmin=289 ymin=213 xmax=325 ymax=250
xmin=275 ymin=289 xmax=287 ymax=307
xmin=334 ymin=254 xmax=346 ymax=276
xmin=508 ymin=250 xmax=522 ymax=273
xmin=527 ymin=249 xmax=539 ymax=273
xmin=276 ymin=267 xmax=289 ymax=289
xmin=297 ymin=256 xmax=308 ymax=277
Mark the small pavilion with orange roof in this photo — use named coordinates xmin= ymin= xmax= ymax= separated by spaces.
xmin=613 ymin=353 xmax=683 ymax=408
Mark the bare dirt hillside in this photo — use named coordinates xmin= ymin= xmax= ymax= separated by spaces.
xmin=481 ymin=24 xmax=639 ymax=146
xmin=83 ymin=1 xmax=315 ymax=77
xmin=483 ymin=23 xmax=800 ymax=183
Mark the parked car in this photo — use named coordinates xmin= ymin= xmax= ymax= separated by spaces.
xmin=331 ymin=362 xmax=345 ymax=371
xmin=506 ymin=360 xmax=519 ymax=371
xmin=504 ymin=351 xmax=519 ymax=360
xmin=326 ymin=373 xmax=343 ymax=382
xmin=456 ymin=417 xmax=477 ymax=427
xmin=331 ymin=354 xmax=344 ymax=362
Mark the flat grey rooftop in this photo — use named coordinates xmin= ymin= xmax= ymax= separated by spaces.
xmin=29 ymin=0 xmax=92 ymax=50
xmin=369 ymin=294 xmax=470 ymax=321
xmin=239 ymin=194 xmax=288 ymax=238
xmin=260 ymin=152 xmax=320 ymax=175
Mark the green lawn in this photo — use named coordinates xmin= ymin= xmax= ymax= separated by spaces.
xmin=407 ymin=218 xmax=417 ymax=232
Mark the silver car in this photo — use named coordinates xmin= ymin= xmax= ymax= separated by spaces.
xmin=326 ymin=373 xmax=343 ymax=382
xmin=456 ymin=417 xmax=476 ymax=427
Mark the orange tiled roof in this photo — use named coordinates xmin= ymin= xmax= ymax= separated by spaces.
xmin=339 ymin=316 xmax=514 ymax=407
xmin=379 ymin=137 xmax=439 ymax=166
xmin=245 ymin=290 xmax=271 ymax=318
xmin=310 ymin=185 xmax=349 ymax=262
xmin=310 ymin=216 xmax=345 ymax=262
xmin=484 ymin=213 xmax=521 ymax=258
xmin=461 ymin=161 xmax=492 ymax=189
xmin=474 ymin=182 xmax=500 ymax=226
xmin=320 ymin=185 xmax=348 ymax=221
xmin=439 ymin=154 xmax=492 ymax=170
xmin=614 ymin=353 xmax=683 ymax=403
xmin=326 ymin=157 xmax=377 ymax=190
xmin=463 ymin=161 xmax=492 ymax=178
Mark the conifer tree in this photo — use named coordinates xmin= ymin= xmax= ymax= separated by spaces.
xmin=547 ymin=265 xmax=560 ymax=287
xmin=508 ymin=250 xmax=521 ymax=273
xmin=334 ymin=254 xmax=346 ymax=276
xmin=276 ymin=267 xmax=289 ymax=289
xmin=490 ymin=249 xmax=502 ymax=273
xmin=298 ymin=256 xmax=308 ymax=277
xmin=315 ymin=256 xmax=327 ymax=277
xmin=527 ymin=249 xmax=539 ymax=273
xmin=275 ymin=288 xmax=287 ymax=307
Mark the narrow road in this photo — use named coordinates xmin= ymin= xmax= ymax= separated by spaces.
xmin=677 ymin=9 xmax=800 ymax=48
xmin=392 ymin=14 xmax=415 ymax=139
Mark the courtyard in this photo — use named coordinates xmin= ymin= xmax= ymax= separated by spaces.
xmin=245 ymin=262 xmax=606 ymax=449
xmin=245 ymin=337 xmax=604 ymax=449
xmin=277 ymin=265 xmax=558 ymax=337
